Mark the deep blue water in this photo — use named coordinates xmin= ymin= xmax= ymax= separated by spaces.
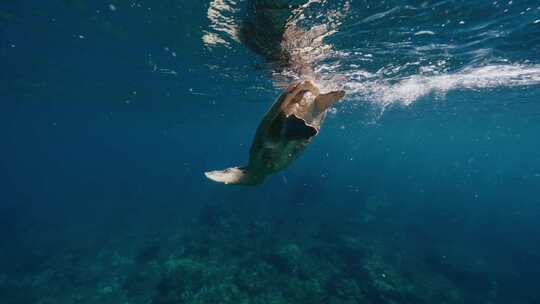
xmin=2 ymin=1 xmax=540 ymax=303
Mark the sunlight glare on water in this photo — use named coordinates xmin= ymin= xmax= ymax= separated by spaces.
xmin=204 ymin=0 xmax=540 ymax=112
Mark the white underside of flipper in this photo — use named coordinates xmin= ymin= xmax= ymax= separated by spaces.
xmin=204 ymin=167 xmax=260 ymax=185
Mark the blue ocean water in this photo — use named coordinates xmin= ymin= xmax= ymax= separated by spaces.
xmin=1 ymin=0 xmax=540 ymax=303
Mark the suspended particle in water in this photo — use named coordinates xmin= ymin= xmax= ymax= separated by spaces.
xmin=109 ymin=4 xmax=117 ymax=11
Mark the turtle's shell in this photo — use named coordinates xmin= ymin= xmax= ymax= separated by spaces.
xmin=247 ymin=80 xmax=326 ymax=174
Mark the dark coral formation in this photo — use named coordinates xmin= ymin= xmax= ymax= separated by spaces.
xmin=2 ymin=196 xmax=539 ymax=304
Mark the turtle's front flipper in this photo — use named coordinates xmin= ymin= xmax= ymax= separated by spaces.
xmin=204 ymin=167 xmax=262 ymax=185
xmin=314 ymin=90 xmax=346 ymax=116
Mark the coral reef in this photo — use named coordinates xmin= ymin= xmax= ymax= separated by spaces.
xmin=1 ymin=198 xmax=538 ymax=304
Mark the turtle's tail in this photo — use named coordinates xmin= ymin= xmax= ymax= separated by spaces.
xmin=204 ymin=166 xmax=262 ymax=185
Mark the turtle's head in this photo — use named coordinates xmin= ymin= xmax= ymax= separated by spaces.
xmin=204 ymin=166 xmax=263 ymax=185
xmin=291 ymin=79 xmax=320 ymax=95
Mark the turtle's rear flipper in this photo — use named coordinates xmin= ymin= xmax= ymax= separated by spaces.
xmin=204 ymin=167 xmax=261 ymax=185
xmin=314 ymin=91 xmax=346 ymax=116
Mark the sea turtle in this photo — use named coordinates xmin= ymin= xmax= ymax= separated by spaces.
xmin=205 ymin=79 xmax=345 ymax=185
